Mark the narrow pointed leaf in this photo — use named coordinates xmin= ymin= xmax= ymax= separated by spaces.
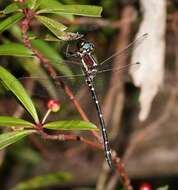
xmin=31 ymin=0 xmax=40 ymax=10
xmin=0 ymin=130 xmax=35 ymax=150
xmin=36 ymin=15 xmax=67 ymax=39
xmin=0 ymin=12 xmax=24 ymax=33
xmin=0 ymin=43 xmax=33 ymax=57
xmin=37 ymin=5 xmax=103 ymax=17
xmin=11 ymin=172 xmax=72 ymax=190
xmin=3 ymin=3 xmax=20 ymax=14
xmin=43 ymin=120 xmax=98 ymax=131
xmin=0 ymin=66 xmax=39 ymax=123
xmin=0 ymin=116 xmax=34 ymax=128
xmin=37 ymin=0 xmax=74 ymax=20
xmin=42 ymin=32 xmax=83 ymax=41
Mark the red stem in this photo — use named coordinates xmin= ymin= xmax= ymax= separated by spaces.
xmin=40 ymin=131 xmax=102 ymax=150
xmin=19 ymin=7 xmax=100 ymax=140
xmin=18 ymin=2 xmax=132 ymax=189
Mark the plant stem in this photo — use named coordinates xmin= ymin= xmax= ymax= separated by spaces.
xmin=18 ymin=2 xmax=132 ymax=189
xmin=41 ymin=109 xmax=51 ymax=124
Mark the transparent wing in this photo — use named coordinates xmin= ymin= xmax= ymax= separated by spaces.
xmin=8 ymin=34 xmax=147 ymax=103
xmin=33 ymin=33 xmax=147 ymax=75
xmin=10 ymin=60 xmax=139 ymax=103
xmin=7 ymin=76 xmax=88 ymax=121
xmin=96 ymin=33 xmax=148 ymax=71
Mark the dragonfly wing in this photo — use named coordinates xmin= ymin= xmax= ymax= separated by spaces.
xmin=97 ymin=62 xmax=140 ymax=75
xmin=11 ymin=70 xmax=86 ymax=101
xmin=30 ymin=50 xmax=82 ymax=77
xmin=96 ymin=33 xmax=148 ymax=71
xmin=10 ymin=76 xmax=58 ymax=100
xmin=93 ymin=62 xmax=141 ymax=95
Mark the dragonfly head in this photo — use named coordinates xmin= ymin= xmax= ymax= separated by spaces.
xmin=78 ymin=41 xmax=94 ymax=54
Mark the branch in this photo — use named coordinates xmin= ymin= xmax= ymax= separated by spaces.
xmin=19 ymin=4 xmax=100 ymax=140
xmin=39 ymin=130 xmax=102 ymax=150
xmin=18 ymin=2 xmax=132 ymax=189
xmin=61 ymin=16 xmax=136 ymax=29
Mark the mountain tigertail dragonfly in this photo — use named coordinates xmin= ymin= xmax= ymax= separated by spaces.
xmin=11 ymin=33 xmax=148 ymax=169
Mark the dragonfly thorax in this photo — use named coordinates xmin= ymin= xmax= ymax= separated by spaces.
xmin=77 ymin=41 xmax=97 ymax=81
xmin=81 ymin=53 xmax=97 ymax=81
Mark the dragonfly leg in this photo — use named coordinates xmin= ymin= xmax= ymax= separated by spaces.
xmin=65 ymin=44 xmax=79 ymax=58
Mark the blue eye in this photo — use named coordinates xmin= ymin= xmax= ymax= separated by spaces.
xmin=83 ymin=43 xmax=91 ymax=49
xmin=80 ymin=42 xmax=94 ymax=52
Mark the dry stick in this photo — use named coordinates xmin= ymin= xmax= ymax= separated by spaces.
xmin=30 ymin=12 xmax=174 ymax=31
xmin=18 ymin=3 xmax=131 ymax=188
xmin=61 ymin=16 xmax=136 ymax=29
xmin=97 ymin=6 xmax=134 ymax=190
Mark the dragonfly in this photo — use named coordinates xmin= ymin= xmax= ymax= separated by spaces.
xmin=12 ymin=33 xmax=148 ymax=169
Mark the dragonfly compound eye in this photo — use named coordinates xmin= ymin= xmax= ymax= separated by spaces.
xmin=79 ymin=41 xmax=94 ymax=53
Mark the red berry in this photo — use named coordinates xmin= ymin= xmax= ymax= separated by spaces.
xmin=47 ymin=100 xmax=60 ymax=112
xmin=139 ymin=183 xmax=152 ymax=190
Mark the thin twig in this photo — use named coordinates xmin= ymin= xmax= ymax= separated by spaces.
xmin=39 ymin=130 xmax=102 ymax=150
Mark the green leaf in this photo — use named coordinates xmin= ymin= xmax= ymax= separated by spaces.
xmin=9 ymin=25 xmax=22 ymax=39
xmin=0 ymin=130 xmax=35 ymax=150
xmin=0 ymin=43 xmax=33 ymax=57
xmin=31 ymin=39 xmax=73 ymax=76
xmin=38 ymin=0 xmax=74 ymax=20
xmin=43 ymin=120 xmax=98 ymax=131
xmin=0 ymin=66 xmax=39 ymax=123
xmin=26 ymin=0 xmax=41 ymax=10
xmin=37 ymin=5 xmax=103 ymax=17
xmin=43 ymin=34 xmax=60 ymax=41
xmin=3 ymin=3 xmax=20 ymax=14
xmin=157 ymin=186 xmax=169 ymax=190
xmin=32 ymin=0 xmax=41 ymax=10
xmin=11 ymin=172 xmax=72 ymax=190
xmin=36 ymin=15 xmax=67 ymax=39
xmin=0 ymin=116 xmax=34 ymax=128
xmin=0 ymin=12 xmax=24 ymax=33
xmin=25 ymin=0 xmax=33 ymax=9
xmin=38 ymin=0 xmax=63 ymax=9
